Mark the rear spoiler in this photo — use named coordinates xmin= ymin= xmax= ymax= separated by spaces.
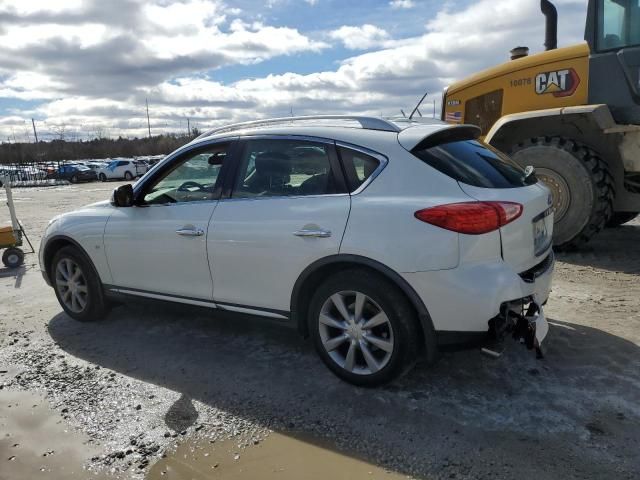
xmin=398 ymin=124 xmax=481 ymax=151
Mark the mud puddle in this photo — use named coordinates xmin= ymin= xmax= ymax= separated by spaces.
xmin=0 ymin=388 xmax=108 ymax=480
xmin=147 ymin=431 xmax=413 ymax=480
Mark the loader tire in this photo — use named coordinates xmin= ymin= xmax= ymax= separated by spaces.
xmin=509 ymin=137 xmax=614 ymax=250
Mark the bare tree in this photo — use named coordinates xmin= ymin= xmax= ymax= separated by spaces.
xmin=49 ymin=123 xmax=67 ymax=141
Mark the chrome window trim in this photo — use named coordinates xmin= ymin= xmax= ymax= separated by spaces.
xmin=335 ymin=141 xmax=389 ymax=195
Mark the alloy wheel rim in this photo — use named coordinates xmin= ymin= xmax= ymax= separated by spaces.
xmin=318 ymin=291 xmax=394 ymax=376
xmin=55 ymin=258 xmax=88 ymax=313
xmin=7 ymin=254 xmax=19 ymax=265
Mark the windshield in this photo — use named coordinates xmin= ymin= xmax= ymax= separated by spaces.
xmin=597 ymin=0 xmax=640 ymax=50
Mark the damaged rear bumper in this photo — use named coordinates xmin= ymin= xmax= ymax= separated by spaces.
xmin=402 ymin=251 xmax=555 ymax=350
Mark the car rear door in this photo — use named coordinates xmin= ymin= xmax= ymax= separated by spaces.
xmin=207 ymin=136 xmax=350 ymax=316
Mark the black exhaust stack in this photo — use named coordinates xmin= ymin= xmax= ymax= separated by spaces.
xmin=541 ymin=0 xmax=558 ymax=50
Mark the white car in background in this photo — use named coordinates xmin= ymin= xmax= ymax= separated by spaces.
xmin=39 ymin=115 xmax=555 ymax=386
xmin=97 ymin=159 xmax=141 ymax=182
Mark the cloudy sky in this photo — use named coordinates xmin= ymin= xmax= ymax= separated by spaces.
xmin=0 ymin=0 xmax=587 ymax=142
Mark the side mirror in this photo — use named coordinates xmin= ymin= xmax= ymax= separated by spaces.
xmin=111 ymin=184 xmax=134 ymax=207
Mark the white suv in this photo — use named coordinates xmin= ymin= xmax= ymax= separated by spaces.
xmin=40 ymin=116 xmax=554 ymax=386
xmin=97 ymin=159 xmax=140 ymax=181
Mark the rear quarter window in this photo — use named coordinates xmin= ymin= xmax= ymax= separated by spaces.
xmin=412 ymin=140 xmax=536 ymax=189
xmin=337 ymin=146 xmax=381 ymax=192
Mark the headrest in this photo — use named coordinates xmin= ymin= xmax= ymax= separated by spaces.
xmin=255 ymin=151 xmax=291 ymax=176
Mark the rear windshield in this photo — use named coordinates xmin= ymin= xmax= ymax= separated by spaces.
xmin=412 ymin=140 xmax=536 ymax=188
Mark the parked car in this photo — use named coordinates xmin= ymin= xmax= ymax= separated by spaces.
xmin=85 ymin=161 xmax=109 ymax=172
xmin=134 ymin=159 xmax=149 ymax=175
xmin=56 ymin=164 xmax=97 ymax=183
xmin=97 ymin=159 xmax=141 ymax=181
xmin=39 ymin=116 xmax=554 ymax=386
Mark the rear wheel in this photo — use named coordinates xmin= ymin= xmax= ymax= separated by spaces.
xmin=124 ymin=171 xmax=133 ymax=181
xmin=509 ymin=137 xmax=614 ymax=249
xmin=99 ymin=173 xmax=107 ymax=182
xmin=70 ymin=175 xmax=78 ymax=183
xmin=51 ymin=246 xmax=109 ymax=322
xmin=2 ymin=248 xmax=24 ymax=268
xmin=308 ymin=269 xmax=420 ymax=387
xmin=606 ymin=212 xmax=638 ymax=227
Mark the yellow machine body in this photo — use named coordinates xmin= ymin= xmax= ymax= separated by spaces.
xmin=443 ymin=43 xmax=590 ymax=135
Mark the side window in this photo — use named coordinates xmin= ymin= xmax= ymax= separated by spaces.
xmin=142 ymin=143 xmax=230 ymax=204
xmin=117 ymin=161 xmax=128 ymax=167
xmin=338 ymin=146 xmax=381 ymax=192
xmin=232 ymin=139 xmax=339 ymax=198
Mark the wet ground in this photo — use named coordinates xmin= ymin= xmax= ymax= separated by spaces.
xmin=148 ymin=432 xmax=410 ymax=480
xmin=0 ymin=388 xmax=107 ymax=479
xmin=1 ymin=182 xmax=639 ymax=479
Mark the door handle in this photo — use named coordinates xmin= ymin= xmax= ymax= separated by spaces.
xmin=176 ymin=227 xmax=204 ymax=237
xmin=293 ymin=229 xmax=332 ymax=238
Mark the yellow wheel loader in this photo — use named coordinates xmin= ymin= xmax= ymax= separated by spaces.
xmin=442 ymin=0 xmax=640 ymax=248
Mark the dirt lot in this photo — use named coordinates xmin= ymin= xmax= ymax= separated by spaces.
xmin=1 ymin=182 xmax=639 ymax=480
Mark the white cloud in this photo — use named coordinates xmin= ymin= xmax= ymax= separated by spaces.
xmin=0 ymin=0 xmax=83 ymax=15
xmin=389 ymin=0 xmax=414 ymax=9
xmin=0 ymin=0 xmax=588 ymax=140
xmin=329 ymin=24 xmax=390 ymax=50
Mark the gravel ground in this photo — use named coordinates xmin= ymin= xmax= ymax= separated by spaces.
xmin=1 ymin=181 xmax=639 ymax=479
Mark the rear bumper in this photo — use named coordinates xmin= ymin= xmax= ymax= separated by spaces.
xmin=402 ymin=251 xmax=554 ymax=340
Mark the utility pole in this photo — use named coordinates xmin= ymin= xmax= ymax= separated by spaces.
xmin=31 ymin=118 xmax=38 ymax=143
xmin=145 ymin=98 xmax=151 ymax=138
xmin=433 ymin=99 xmax=436 ymax=119
xmin=187 ymin=117 xmax=190 ymax=137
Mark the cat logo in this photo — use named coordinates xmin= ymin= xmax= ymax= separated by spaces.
xmin=535 ymin=68 xmax=580 ymax=97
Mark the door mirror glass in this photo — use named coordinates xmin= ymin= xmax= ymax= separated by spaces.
xmin=112 ymin=184 xmax=134 ymax=207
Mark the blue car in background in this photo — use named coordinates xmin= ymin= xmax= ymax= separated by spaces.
xmin=55 ymin=164 xmax=97 ymax=183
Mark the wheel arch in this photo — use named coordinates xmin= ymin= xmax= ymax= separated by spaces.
xmin=290 ymin=254 xmax=438 ymax=363
xmin=43 ymin=235 xmax=102 ymax=286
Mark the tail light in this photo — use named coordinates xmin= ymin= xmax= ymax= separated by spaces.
xmin=415 ymin=201 xmax=523 ymax=234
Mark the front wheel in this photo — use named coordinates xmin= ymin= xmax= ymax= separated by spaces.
xmin=308 ymin=269 xmax=420 ymax=387
xmin=2 ymin=248 xmax=24 ymax=268
xmin=70 ymin=175 xmax=78 ymax=183
xmin=51 ymin=246 xmax=109 ymax=322
xmin=99 ymin=173 xmax=107 ymax=182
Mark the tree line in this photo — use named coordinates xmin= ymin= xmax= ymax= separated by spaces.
xmin=0 ymin=130 xmax=202 ymax=165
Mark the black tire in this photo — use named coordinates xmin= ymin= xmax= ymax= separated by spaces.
xmin=308 ymin=269 xmax=420 ymax=387
xmin=99 ymin=173 xmax=107 ymax=182
xmin=51 ymin=246 xmax=109 ymax=322
xmin=509 ymin=137 xmax=614 ymax=249
xmin=70 ymin=175 xmax=78 ymax=183
xmin=2 ymin=248 xmax=24 ymax=268
xmin=124 ymin=171 xmax=133 ymax=181
xmin=606 ymin=212 xmax=639 ymax=228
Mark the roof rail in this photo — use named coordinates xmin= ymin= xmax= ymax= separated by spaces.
xmin=197 ymin=115 xmax=401 ymax=139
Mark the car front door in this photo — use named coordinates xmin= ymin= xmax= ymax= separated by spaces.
xmin=103 ymin=140 xmax=235 ymax=301
xmin=208 ymin=136 xmax=350 ymax=316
